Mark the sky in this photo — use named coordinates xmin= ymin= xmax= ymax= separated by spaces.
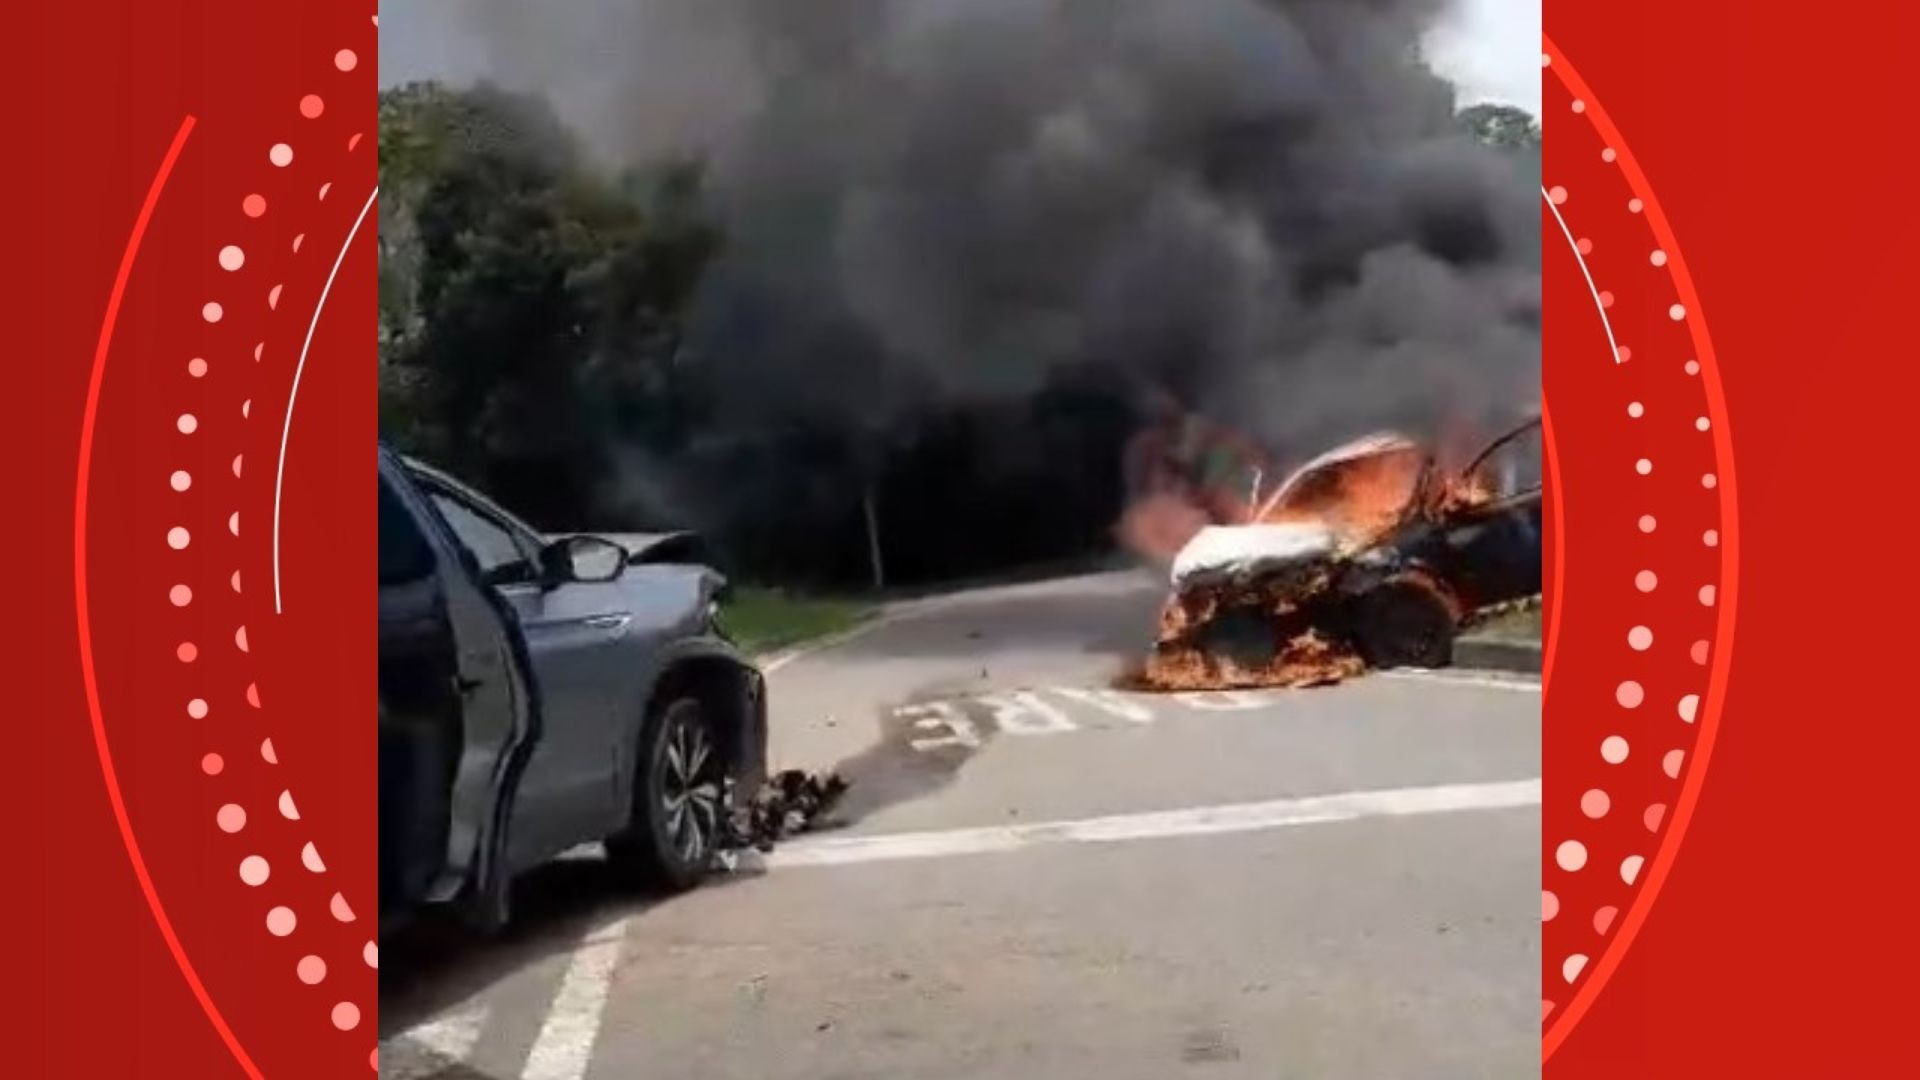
xmin=1423 ymin=0 xmax=1541 ymax=113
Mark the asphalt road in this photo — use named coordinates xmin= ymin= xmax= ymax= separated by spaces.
xmin=380 ymin=571 xmax=1541 ymax=1079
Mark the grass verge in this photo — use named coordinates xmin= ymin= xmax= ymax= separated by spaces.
xmin=720 ymin=587 xmax=872 ymax=655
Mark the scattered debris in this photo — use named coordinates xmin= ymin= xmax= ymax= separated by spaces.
xmin=719 ymin=769 xmax=851 ymax=856
xmin=1130 ymin=418 xmax=1542 ymax=692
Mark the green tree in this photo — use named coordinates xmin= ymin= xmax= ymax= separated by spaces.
xmin=1458 ymin=103 xmax=1540 ymax=151
xmin=378 ymin=81 xmax=720 ymax=527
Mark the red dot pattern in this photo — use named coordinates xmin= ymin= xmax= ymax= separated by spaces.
xmin=1540 ymin=40 xmax=1739 ymax=1053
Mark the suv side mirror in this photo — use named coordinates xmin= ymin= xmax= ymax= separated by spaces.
xmin=538 ymin=535 xmax=628 ymax=587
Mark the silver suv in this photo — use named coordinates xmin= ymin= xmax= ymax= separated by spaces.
xmin=379 ymin=446 xmax=766 ymax=933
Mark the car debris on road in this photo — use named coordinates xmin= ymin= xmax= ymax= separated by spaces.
xmin=719 ymin=770 xmax=852 ymax=859
xmin=1127 ymin=418 xmax=1543 ymax=693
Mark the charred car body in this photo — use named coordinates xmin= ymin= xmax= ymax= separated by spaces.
xmin=379 ymin=447 xmax=766 ymax=933
xmin=1136 ymin=418 xmax=1542 ymax=690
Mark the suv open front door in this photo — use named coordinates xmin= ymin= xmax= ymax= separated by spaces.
xmin=378 ymin=448 xmax=537 ymax=930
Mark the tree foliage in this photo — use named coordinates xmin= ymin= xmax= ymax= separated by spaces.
xmin=378 ymin=82 xmax=720 ymax=527
xmin=1457 ymin=103 xmax=1541 ymax=151
xmin=378 ymin=81 xmax=1133 ymax=585
xmin=378 ymin=82 xmax=1539 ymax=587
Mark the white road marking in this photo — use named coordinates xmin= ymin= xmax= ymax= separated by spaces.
xmin=760 ymin=590 xmax=983 ymax=672
xmin=1051 ymin=687 xmax=1155 ymax=722
xmin=760 ymin=615 xmax=898 ymax=674
xmin=976 ymin=690 xmax=1078 ymax=735
xmin=1378 ymin=669 xmax=1542 ymax=694
xmin=768 ymin=778 xmax=1541 ymax=868
xmin=760 ymin=570 xmax=1153 ymax=673
xmin=1173 ymin=689 xmax=1275 ymax=711
xmin=379 ymin=1001 xmax=487 ymax=1080
xmin=901 ymin=701 xmax=982 ymax=752
xmin=897 ymin=675 xmax=1540 ymax=752
xmin=521 ymin=917 xmax=631 ymax=1080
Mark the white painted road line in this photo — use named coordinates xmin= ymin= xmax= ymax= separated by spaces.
xmin=902 ymin=700 xmax=983 ymax=752
xmin=760 ymin=617 xmax=894 ymax=674
xmin=520 ymin=917 xmax=632 ymax=1080
xmin=380 ymin=1000 xmax=487 ymax=1080
xmin=1173 ymin=689 xmax=1275 ymax=711
xmin=760 ymin=570 xmax=1152 ymax=673
xmin=767 ymin=778 xmax=1541 ymax=869
xmin=895 ymin=678 xmax=1540 ymax=752
xmin=1051 ymin=686 xmax=1155 ymax=721
xmin=760 ymin=590 xmax=969 ymax=672
xmin=1378 ymin=669 xmax=1542 ymax=694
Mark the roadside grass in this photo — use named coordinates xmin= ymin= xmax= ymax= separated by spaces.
xmin=721 ymin=587 xmax=872 ymax=654
xmin=718 ymin=553 xmax=1122 ymax=656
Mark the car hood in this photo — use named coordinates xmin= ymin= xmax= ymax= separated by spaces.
xmin=1171 ymin=523 xmax=1340 ymax=587
xmin=610 ymin=531 xmax=707 ymax=566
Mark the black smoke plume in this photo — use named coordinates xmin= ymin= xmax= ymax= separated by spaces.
xmin=387 ymin=0 xmax=1538 ymax=584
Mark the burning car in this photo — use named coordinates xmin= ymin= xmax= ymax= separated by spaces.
xmin=1131 ymin=418 xmax=1542 ymax=691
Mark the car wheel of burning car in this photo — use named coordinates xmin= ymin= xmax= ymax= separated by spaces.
xmin=608 ymin=696 xmax=727 ymax=890
xmin=1351 ymin=577 xmax=1456 ymax=670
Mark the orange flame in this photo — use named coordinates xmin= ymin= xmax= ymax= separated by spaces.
xmin=1251 ymin=437 xmax=1428 ymax=549
xmin=1120 ymin=417 xmax=1508 ymax=694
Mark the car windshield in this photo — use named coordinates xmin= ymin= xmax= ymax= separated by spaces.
xmin=1254 ymin=436 xmax=1428 ymax=544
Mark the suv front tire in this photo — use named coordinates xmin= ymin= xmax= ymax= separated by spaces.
xmin=609 ymin=696 xmax=725 ymax=890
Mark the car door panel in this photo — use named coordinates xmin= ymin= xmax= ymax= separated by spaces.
xmin=412 ymin=479 xmax=635 ymax=868
xmin=380 ymin=455 xmax=531 ymax=906
xmin=510 ymin=565 xmax=729 ymax=857
xmin=378 ymin=509 xmax=460 ymax=914
xmin=499 ymin=580 xmax=636 ymax=860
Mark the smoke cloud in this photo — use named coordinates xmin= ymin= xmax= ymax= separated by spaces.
xmin=387 ymin=0 xmax=1538 ymax=578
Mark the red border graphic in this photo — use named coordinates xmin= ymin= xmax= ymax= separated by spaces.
xmin=5 ymin=5 xmax=380 ymax=1076
xmin=70 ymin=115 xmax=269 ymax=1079
xmin=1538 ymin=37 xmax=1740 ymax=1059
xmin=7 ymin=1 xmax=1915 ymax=1075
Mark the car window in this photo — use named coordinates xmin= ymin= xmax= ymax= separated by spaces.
xmin=379 ymin=476 xmax=437 ymax=585
xmin=428 ymin=491 xmax=537 ymax=586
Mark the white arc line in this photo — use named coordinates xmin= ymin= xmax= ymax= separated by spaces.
xmin=521 ymin=916 xmax=632 ymax=1080
xmin=273 ymin=186 xmax=378 ymax=614
xmin=1542 ymin=184 xmax=1623 ymax=364
xmin=767 ymin=779 xmax=1541 ymax=868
